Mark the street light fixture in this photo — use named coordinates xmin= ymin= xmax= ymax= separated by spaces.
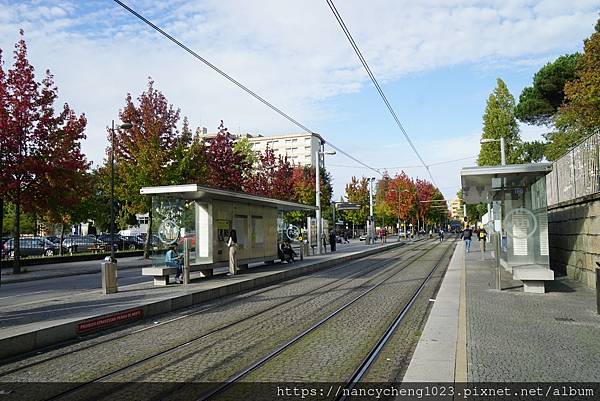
xmin=315 ymin=146 xmax=336 ymax=254
xmin=110 ymin=120 xmax=133 ymax=263
xmin=480 ymin=137 xmax=506 ymax=166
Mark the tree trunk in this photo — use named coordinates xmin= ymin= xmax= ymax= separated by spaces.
xmin=13 ymin=193 xmax=21 ymax=274
xmin=144 ymin=207 xmax=152 ymax=259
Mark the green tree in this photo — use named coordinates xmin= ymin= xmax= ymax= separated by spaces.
xmin=233 ymin=137 xmax=258 ymax=172
xmin=547 ymin=18 xmax=600 ymax=160
xmin=477 ymin=78 xmax=522 ymax=166
xmin=515 ymin=54 xmax=580 ymax=126
xmin=344 ymin=176 xmax=370 ymax=231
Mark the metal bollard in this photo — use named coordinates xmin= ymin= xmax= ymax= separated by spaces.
xmin=101 ymin=260 xmax=118 ymax=294
xmin=183 ymin=238 xmax=191 ymax=285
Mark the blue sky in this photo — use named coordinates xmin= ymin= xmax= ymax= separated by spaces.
xmin=1 ymin=0 xmax=598 ymax=201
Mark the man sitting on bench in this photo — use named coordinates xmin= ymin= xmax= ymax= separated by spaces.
xmin=165 ymin=244 xmax=183 ymax=283
xmin=280 ymin=240 xmax=297 ymax=263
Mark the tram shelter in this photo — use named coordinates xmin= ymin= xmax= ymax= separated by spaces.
xmin=460 ymin=163 xmax=554 ymax=293
xmin=139 ymin=184 xmax=316 ymax=284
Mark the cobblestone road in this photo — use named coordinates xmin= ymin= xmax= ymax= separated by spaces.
xmin=0 ymin=240 xmax=439 ymax=401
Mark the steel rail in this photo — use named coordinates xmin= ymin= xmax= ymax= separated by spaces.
xmin=196 ymin=240 xmax=446 ymax=401
xmin=336 ymin=239 xmax=456 ymax=400
xmin=13 ymin=242 xmax=427 ymax=401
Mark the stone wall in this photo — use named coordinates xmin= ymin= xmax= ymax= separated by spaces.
xmin=548 ymin=193 xmax=600 ymax=289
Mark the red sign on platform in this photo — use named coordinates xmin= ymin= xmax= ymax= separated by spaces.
xmin=77 ymin=308 xmax=143 ymax=334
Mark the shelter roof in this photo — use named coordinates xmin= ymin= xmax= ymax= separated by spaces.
xmin=460 ymin=163 xmax=552 ymax=204
xmin=140 ymin=184 xmax=317 ymax=212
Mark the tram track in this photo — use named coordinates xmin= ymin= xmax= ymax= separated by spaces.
xmin=0 ymin=240 xmax=438 ymax=400
xmin=195 ymin=239 xmax=455 ymax=401
xmin=0 ymin=241 xmax=423 ymax=375
xmin=86 ymin=239 xmax=452 ymax=401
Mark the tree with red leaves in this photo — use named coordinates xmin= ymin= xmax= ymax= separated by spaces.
xmin=0 ymin=31 xmax=88 ymax=272
xmin=113 ymin=78 xmax=182 ymax=257
xmin=205 ymin=121 xmax=249 ymax=191
xmin=415 ymin=178 xmax=437 ymax=230
xmin=385 ymin=171 xmax=417 ymax=229
xmin=246 ymin=147 xmax=293 ymax=200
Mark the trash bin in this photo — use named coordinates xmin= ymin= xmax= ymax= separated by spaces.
xmin=101 ymin=261 xmax=118 ymax=294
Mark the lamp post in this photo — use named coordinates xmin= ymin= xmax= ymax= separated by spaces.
xmin=480 ymin=137 xmax=506 ymax=166
xmin=315 ymin=145 xmax=335 ymax=255
xmin=110 ymin=120 xmax=133 ymax=262
xmin=367 ymin=177 xmax=376 ymax=244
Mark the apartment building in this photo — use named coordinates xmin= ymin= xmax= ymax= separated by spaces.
xmin=200 ymin=129 xmax=324 ymax=167
xmin=450 ymin=198 xmax=463 ymax=220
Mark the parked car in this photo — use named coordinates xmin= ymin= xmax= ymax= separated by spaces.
xmin=138 ymin=233 xmax=160 ymax=249
xmin=62 ymin=236 xmax=105 ymax=253
xmin=45 ymin=236 xmax=62 ymax=245
xmin=121 ymin=235 xmax=145 ymax=250
xmin=96 ymin=234 xmax=122 ymax=250
xmin=3 ymin=237 xmax=62 ymax=258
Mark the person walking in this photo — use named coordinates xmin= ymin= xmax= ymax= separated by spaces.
xmin=329 ymin=230 xmax=337 ymax=252
xmin=478 ymin=227 xmax=487 ymax=259
xmin=438 ymin=228 xmax=444 ymax=242
xmin=227 ymin=229 xmax=238 ymax=275
xmin=461 ymin=226 xmax=473 ymax=253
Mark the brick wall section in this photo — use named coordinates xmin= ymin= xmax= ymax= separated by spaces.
xmin=548 ymin=193 xmax=600 ymax=289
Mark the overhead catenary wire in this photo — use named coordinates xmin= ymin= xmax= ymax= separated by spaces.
xmin=329 ymin=155 xmax=478 ymax=170
xmin=112 ymin=0 xmax=382 ymax=177
xmin=324 ymin=0 xmax=436 ymax=186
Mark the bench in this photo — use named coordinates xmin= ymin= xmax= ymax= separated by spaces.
xmin=512 ymin=267 xmax=554 ymax=293
xmin=142 ymin=263 xmax=221 ymax=286
xmin=141 ymin=266 xmax=178 ymax=286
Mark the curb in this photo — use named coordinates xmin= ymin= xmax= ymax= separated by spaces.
xmin=0 ymin=242 xmax=405 ymax=360
xmin=403 ymin=241 xmax=464 ymax=382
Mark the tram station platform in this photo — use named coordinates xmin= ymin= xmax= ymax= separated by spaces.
xmin=0 ymin=240 xmax=406 ymax=360
xmin=405 ymin=241 xmax=600 ymax=382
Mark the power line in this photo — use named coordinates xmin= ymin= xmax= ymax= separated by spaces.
xmin=324 ymin=0 xmax=436 ymax=185
xmin=328 ymin=155 xmax=478 ymax=170
xmin=112 ymin=0 xmax=382 ymax=177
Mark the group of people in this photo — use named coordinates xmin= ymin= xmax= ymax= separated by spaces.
xmin=460 ymin=225 xmax=487 ymax=254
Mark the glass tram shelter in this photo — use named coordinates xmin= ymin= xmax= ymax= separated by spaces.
xmin=139 ymin=184 xmax=316 ymax=285
xmin=460 ymin=163 xmax=554 ymax=293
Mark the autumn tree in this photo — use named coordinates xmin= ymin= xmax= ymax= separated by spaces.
xmin=32 ymin=108 xmax=90 ymax=253
xmin=113 ymin=78 xmax=182 ymax=257
xmin=344 ymin=176 xmax=370 ymax=231
xmin=477 ymin=78 xmax=522 ymax=166
xmin=374 ymin=173 xmax=394 ymax=227
xmin=285 ymin=166 xmax=332 ymax=226
xmin=0 ymin=32 xmax=88 ymax=272
xmin=205 ymin=121 xmax=249 ymax=191
xmin=384 ymin=171 xmax=416 ymax=229
xmin=548 ymin=19 xmax=600 ymax=160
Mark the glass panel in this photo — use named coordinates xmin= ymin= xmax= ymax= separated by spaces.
xmin=150 ymin=196 xmax=196 ymax=266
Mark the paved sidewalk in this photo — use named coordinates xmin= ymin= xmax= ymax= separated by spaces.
xmin=405 ymin=240 xmax=600 ymax=382
xmin=0 ymin=240 xmax=406 ymax=359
